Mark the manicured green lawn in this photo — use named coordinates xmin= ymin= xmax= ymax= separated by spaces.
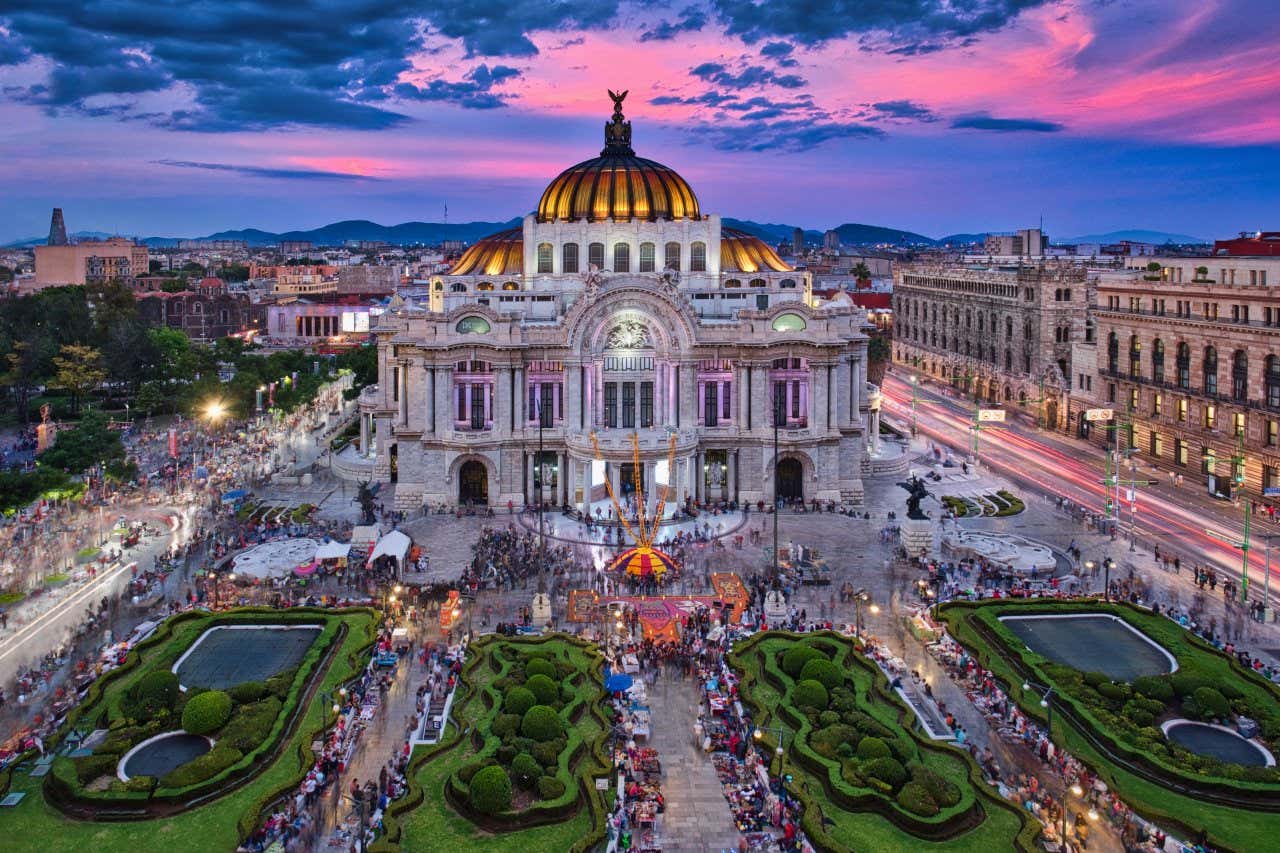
xmin=390 ymin=634 xmax=608 ymax=853
xmin=0 ymin=607 xmax=377 ymax=852
xmin=730 ymin=631 xmax=1038 ymax=852
xmin=940 ymin=599 xmax=1280 ymax=852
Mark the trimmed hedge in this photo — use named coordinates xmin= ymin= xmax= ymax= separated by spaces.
xmin=782 ymin=644 xmax=826 ymax=678
xmin=182 ymin=690 xmax=233 ymax=735
xmin=524 ymin=674 xmax=559 ymax=706
xmin=158 ymin=744 xmax=243 ymax=788
xmin=504 ymin=687 xmax=536 ymax=717
xmin=799 ymin=658 xmax=842 ymax=690
xmin=511 ymin=753 xmax=541 ymax=789
xmin=521 ymin=705 xmax=563 ymax=742
xmin=469 ymin=765 xmax=512 ymax=814
xmin=793 ymin=679 xmax=829 ymax=711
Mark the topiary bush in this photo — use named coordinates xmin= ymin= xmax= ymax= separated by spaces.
xmin=1189 ymin=686 xmax=1230 ymax=721
xmin=504 ymin=686 xmax=537 ymax=717
xmin=911 ymin=764 xmax=961 ymax=807
xmin=521 ymin=705 xmax=563 ymax=742
xmin=525 ymin=658 xmax=557 ymax=680
xmin=782 ymin=644 xmax=826 ymax=678
xmin=218 ymin=696 xmax=283 ymax=752
xmin=510 ymin=752 xmax=542 ymax=788
xmin=1097 ymin=681 xmax=1131 ymax=703
xmin=227 ymin=681 xmax=269 ymax=704
xmin=897 ymin=780 xmax=940 ymax=816
xmin=158 ymin=743 xmax=242 ymax=788
xmin=864 ymin=756 xmax=908 ymax=791
xmin=857 ymin=736 xmax=891 ymax=760
xmin=182 ymin=690 xmax=232 ymax=735
xmin=121 ymin=670 xmax=181 ymax=721
xmin=1132 ymin=675 xmax=1174 ymax=703
xmin=536 ymin=775 xmax=566 ymax=799
xmin=74 ymin=753 xmax=119 ymax=785
xmin=469 ymin=764 xmax=512 ymax=814
xmin=809 ymin=724 xmax=859 ymax=759
xmin=524 ymin=674 xmax=559 ymax=706
xmin=1172 ymin=672 xmax=1213 ymax=698
xmin=792 ymin=679 xmax=829 ymax=711
xmin=493 ymin=712 xmax=522 ymax=739
xmin=799 ymin=658 xmax=843 ymax=690
xmin=531 ymin=740 xmax=561 ymax=768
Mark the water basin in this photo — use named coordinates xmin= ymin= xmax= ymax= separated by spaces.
xmin=998 ymin=613 xmax=1176 ymax=681
xmin=1162 ymin=719 xmax=1275 ymax=767
xmin=118 ymin=731 xmax=213 ymax=781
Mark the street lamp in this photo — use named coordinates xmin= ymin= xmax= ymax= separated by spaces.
xmin=753 ymin=724 xmax=789 ymax=781
xmin=851 ymin=589 xmax=878 ymax=636
xmin=1102 ymin=557 xmax=1114 ymax=603
xmin=908 ymin=375 xmax=919 ymax=437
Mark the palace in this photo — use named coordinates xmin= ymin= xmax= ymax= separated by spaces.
xmin=361 ymin=93 xmax=875 ymax=510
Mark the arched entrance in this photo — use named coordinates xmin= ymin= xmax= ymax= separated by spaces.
xmin=388 ymin=443 xmax=398 ymax=484
xmin=459 ymin=460 xmax=488 ymax=505
xmin=777 ymin=458 xmax=803 ymax=500
xmin=1045 ymin=399 xmax=1059 ymax=430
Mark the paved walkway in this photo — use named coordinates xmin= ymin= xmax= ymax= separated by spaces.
xmin=647 ymin=672 xmax=743 ymax=853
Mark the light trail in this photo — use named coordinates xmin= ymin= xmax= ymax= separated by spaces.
xmin=880 ymin=373 xmax=1278 ymax=598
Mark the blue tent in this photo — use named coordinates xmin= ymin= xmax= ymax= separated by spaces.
xmin=604 ymin=673 xmax=634 ymax=693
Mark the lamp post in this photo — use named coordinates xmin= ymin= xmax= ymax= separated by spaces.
xmin=851 ymin=589 xmax=879 ymax=637
xmin=771 ymin=387 xmax=782 ymax=582
xmin=908 ymin=374 xmax=919 ymax=437
xmin=1102 ymin=557 xmax=1114 ymax=603
xmin=753 ymin=724 xmax=789 ymax=782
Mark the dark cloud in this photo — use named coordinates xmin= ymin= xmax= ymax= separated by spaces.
xmin=395 ymin=64 xmax=521 ymax=109
xmin=869 ymin=99 xmax=938 ymax=122
xmin=712 ymin=0 xmax=1050 ymax=50
xmin=641 ymin=6 xmax=708 ymax=42
xmin=701 ymin=118 xmax=883 ymax=152
xmin=951 ymin=112 xmax=1064 ymax=132
xmin=759 ymin=40 xmax=798 ymax=66
xmin=691 ymin=62 xmax=806 ymax=90
xmin=155 ymin=159 xmax=382 ymax=181
xmin=0 ymin=1 xmax=604 ymax=130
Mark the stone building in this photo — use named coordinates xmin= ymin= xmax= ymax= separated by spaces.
xmin=136 ymin=277 xmax=258 ymax=343
xmin=1092 ymin=268 xmax=1280 ymax=498
xmin=360 ymin=95 xmax=874 ymax=510
xmin=891 ymin=263 xmax=1093 ymax=430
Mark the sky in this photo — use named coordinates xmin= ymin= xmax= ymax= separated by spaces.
xmin=1 ymin=0 xmax=1277 ymax=243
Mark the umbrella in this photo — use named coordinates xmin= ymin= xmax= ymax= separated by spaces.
xmin=604 ymin=673 xmax=634 ymax=693
xmin=607 ymin=546 xmax=677 ymax=579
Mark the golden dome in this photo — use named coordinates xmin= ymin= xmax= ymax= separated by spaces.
xmin=721 ymin=228 xmax=792 ymax=273
xmin=450 ymin=228 xmax=523 ymax=276
xmin=535 ymin=91 xmax=700 ymax=223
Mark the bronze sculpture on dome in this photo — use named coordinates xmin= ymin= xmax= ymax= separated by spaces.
xmin=603 ymin=89 xmax=633 ymax=155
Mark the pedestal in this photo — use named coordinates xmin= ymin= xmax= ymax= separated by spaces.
xmin=763 ymin=590 xmax=788 ymax=624
xmin=899 ymin=517 xmax=936 ymax=558
xmin=530 ymin=592 xmax=553 ymax=628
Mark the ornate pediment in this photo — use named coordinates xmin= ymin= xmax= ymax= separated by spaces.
xmin=606 ymin=318 xmax=652 ymax=350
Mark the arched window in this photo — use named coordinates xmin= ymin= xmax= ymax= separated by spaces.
xmin=1004 ymin=349 xmax=1012 ymax=370
xmin=749 ymin=278 xmax=766 ymax=287
xmin=1084 ymin=318 xmax=1095 ymax=343
xmin=1267 ymin=355 xmax=1280 ymax=409
xmin=501 ymin=281 xmax=519 ymax=291
xmin=1128 ymin=335 xmax=1142 ymax=378
xmin=1107 ymin=332 xmax=1119 ymax=373
xmin=638 ymin=242 xmax=656 ymax=272
xmin=588 ymin=242 xmax=605 ymax=269
xmin=1232 ymin=350 xmax=1249 ymax=401
xmin=1175 ymin=343 xmax=1190 ymax=388
xmin=690 ymin=241 xmax=706 ymax=272
xmin=476 ymin=282 xmax=494 ymax=291
xmin=664 ymin=241 xmax=681 ymax=270
xmin=724 ymin=278 xmax=741 ymax=288
xmin=1203 ymin=346 xmax=1217 ymax=395
xmin=1064 ymin=288 xmax=1072 ymax=301
xmin=562 ymin=242 xmax=579 ymax=274
xmin=1024 ymin=319 xmax=1032 ymax=340
xmin=1005 ymin=316 xmax=1013 ymax=339
xmin=977 ymin=314 xmax=984 ymax=332
xmin=450 ymin=282 xmax=467 ymax=293
xmin=1054 ymin=289 xmax=1063 ymax=301
xmin=1151 ymin=338 xmax=1164 ymax=383
xmin=779 ymin=279 xmax=796 ymax=288
xmin=613 ymin=242 xmax=630 ymax=273
xmin=536 ymin=242 xmax=553 ymax=274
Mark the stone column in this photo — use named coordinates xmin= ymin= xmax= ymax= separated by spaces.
xmin=727 ymin=452 xmax=737 ymax=501
xmin=679 ymin=362 xmax=697 ymax=429
xmin=359 ymin=412 xmax=369 ymax=456
xmin=752 ymin=363 xmax=769 ymax=434
xmin=435 ymin=366 xmax=453 ymax=435
xmin=495 ymin=366 xmax=512 ymax=437
xmin=871 ymin=408 xmax=881 ymax=454
xmin=566 ymin=364 xmax=582 ymax=432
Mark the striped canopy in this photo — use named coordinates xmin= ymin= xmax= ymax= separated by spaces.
xmin=608 ymin=546 xmax=677 ymax=579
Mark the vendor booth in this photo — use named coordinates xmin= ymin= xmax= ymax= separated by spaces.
xmin=369 ymin=530 xmax=412 ymax=577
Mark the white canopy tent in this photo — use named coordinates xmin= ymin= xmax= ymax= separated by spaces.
xmin=369 ymin=530 xmax=412 ymax=575
xmin=351 ymin=525 xmax=380 ymax=551
xmin=314 ymin=541 xmax=351 ymax=561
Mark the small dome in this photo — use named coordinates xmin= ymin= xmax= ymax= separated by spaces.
xmin=721 ymin=228 xmax=791 ymax=273
xmin=535 ymin=92 xmax=700 ymax=223
xmin=450 ymin=228 xmax=522 ymax=276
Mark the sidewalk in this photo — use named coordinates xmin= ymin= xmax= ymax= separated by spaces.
xmin=647 ymin=671 xmax=744 ymax=853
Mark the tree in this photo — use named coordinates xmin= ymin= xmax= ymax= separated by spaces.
xmin=3 ymin=339 xmax=53 ymax=424
xmin=146 ymin=327 xmax=199 ymax=383
xmin=149 ymin=259 xmax=164 ymax=274
xmin=51 ymin=344 xmax=105 ymax=414
xmin=853 ymin=261 xmax=871 ymax=281
xmin=39 ymin=409 xmax=126 ymax=475
xmin=221 ymin=263 xmax=250 ymax=282
xmin=135 ymin=381 xmax=167 ymax=417
xmin=867 ymin=334 xmax=891 ymax=385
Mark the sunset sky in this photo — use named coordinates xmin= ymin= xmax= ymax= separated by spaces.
xmin=1 ymin=0 xmax=1276 ymax=242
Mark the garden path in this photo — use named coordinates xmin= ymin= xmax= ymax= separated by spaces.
xmin=647 ymin=671 xmax=744 ymax=853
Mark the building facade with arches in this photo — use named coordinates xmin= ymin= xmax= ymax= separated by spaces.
xmin=361 ymin=95 xmax=873 ymax=509
xmin=891 ymin=263 xmax=1091 ymax=432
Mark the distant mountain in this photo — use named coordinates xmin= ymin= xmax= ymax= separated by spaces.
xmin=721 ymin=218 xmax=823 ymax=246
xmin=1059 ymin=229 xmax=1210 ymax=245
xmin=831 ymin=222 xmax=935 ymax=246
xmin=5 ymin=229 xmax=119 ymax=248
xmin=936 ymin=233 xmax=988 ymax=246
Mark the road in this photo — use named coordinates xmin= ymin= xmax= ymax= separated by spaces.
xmin=879 ymin=369 xmax=1280 ymax=609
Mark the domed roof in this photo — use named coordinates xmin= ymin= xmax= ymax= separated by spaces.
xmin=536 ymin=91 xmax=700 ymax=223
xmin=720 ymin=228 xmax=792 ymax=273
xmin=450 ymin=228 xmax=523 ymax=276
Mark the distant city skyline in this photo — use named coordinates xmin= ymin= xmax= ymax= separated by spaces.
xmin=1 ymin=0 xmax=1276 ymax=241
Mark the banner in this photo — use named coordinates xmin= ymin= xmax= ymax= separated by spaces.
xmin=977 ymin=409 xmax=1006 ymax=423
xmin=1085 ymin=408 xmax=1114 ymax=421
xmin=168 ymin=427 xmax=178 ymax=458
